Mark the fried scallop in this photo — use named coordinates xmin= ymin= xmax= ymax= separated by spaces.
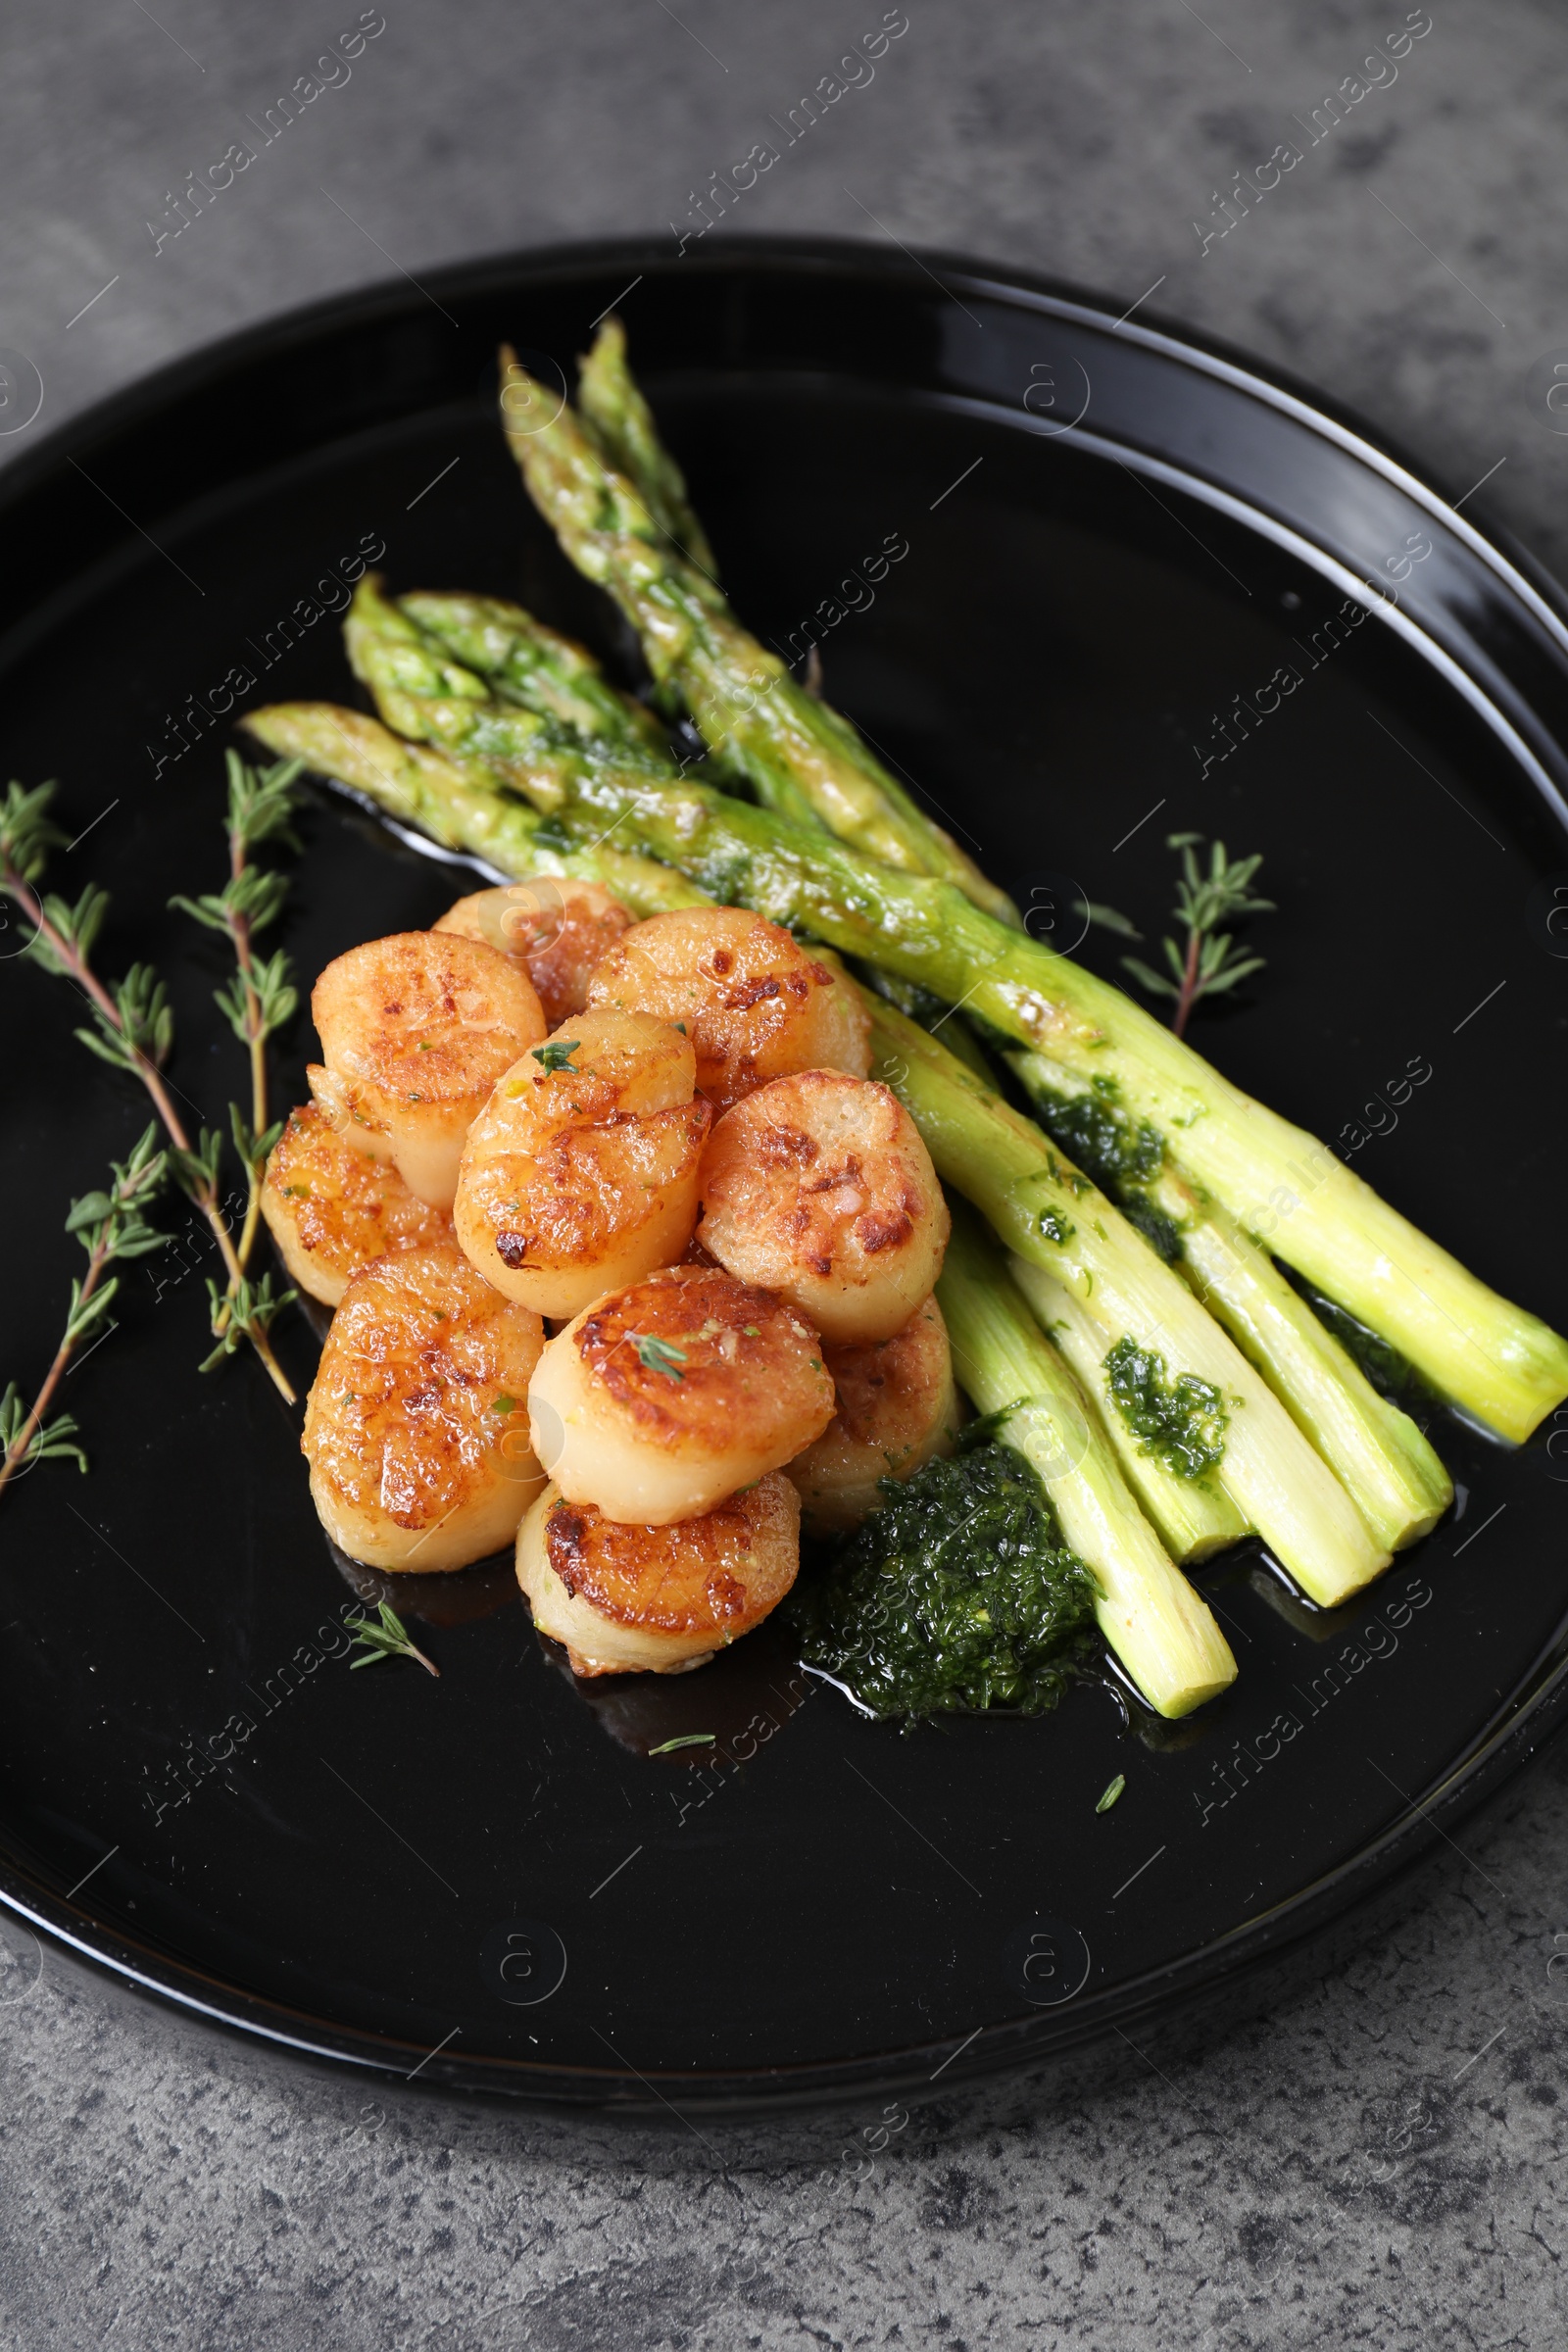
xmin=584 ymin=906 xmax=870 ymax=1109
xmin=260 ymin=1102 xmax=454 ymax=1306
xmin=433 ymin=875 xmax=634 ymax=1028
xmin=309 ymin=931 xmax=545 ymax=1208
xmin=454 ymin=1007 xmax=710 ymax=1318
xmin=785 ymin=1297 xmax=961 ymax=1535
xmin=303 ymin=1243 xmax=546 ymax=1571
xmin=516 ymin=1472 xmax=801 ymax=1677
xmin=527 ymin=1263 xmax=835 ymax=1525
xmin=697 ymin=1069 xmax=950 ymax=1344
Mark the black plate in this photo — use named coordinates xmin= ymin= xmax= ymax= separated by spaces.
xmin=4 ymin=238 xmax=1568 ymax=2115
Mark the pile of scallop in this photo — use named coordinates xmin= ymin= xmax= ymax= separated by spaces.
xmin=262 ymin=878 xmax=959 ymax=1678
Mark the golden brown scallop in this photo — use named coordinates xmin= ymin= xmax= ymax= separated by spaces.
xmin=515 ymin=1472 xmax=801 ymax=1676
xmin=303 ymin=1243 xmax=546 ymax=1571
xmin=260 ymin=1102 xmax=454 ymax=1307
xmin=696 ymin=1069 xmax=950 ymax=1344
xmin=527 ymin=1262 xmax=835 ymax=1525
xmin=584 ymin=906 xmax=870 ymax=1108
xmin=785 ymin=1297 xmax=961 ymax=1535
xmin=433 ymin=875 xmax=634 ymax=1028
xmin=453 ymin=1007 xmax=710 ymax=1317
xmin=309 ymin=931 xmax=545 ymax=1208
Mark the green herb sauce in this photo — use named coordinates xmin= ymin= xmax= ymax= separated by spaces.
xmin=1120 ymin=1195 xmax=1183 ymax=1265
xmin=1102 ymin=1336 xmax=1228 ymax=1479
xmin=792 ymin=1434 xmax=1099 ymax=1720
xmin=1031 ymin=1077 xmax=1163 ymax=1192
xmin=1028 ymin=1078 xmax=1180 ymax=1259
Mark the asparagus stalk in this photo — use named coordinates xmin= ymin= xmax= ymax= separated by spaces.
xmin=399 ymin=588 xmax=671 ymax=763
xmin=575 ymin=315 xmax=718 ymax=578
xmin=498 ymin=341 xmax=1018 ymax=921
xmin=1005 ymin=1047 xmax=1453 ymax=1552
xmin=344 ymin=566 xmax=1568 ymax=1442
xmin=938 ymin=1202 xmax=1237 ymax=1717
xmin=238 ymin=703 xmax=706 ymax=919
xmin=864 ymin=992 xmax=1392 ymax=1606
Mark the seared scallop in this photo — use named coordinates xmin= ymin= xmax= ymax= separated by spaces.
xmin=433 ymin=875 xmax=634 ymax=1028
xmin=261 ymin=1102 xmax=454 ymax=1306
xmin=585 ymin=906 xmax=870 ymax=1108
xmin=453 ymin=1006 xmax=710 ymax=1318
xmin=309 ymin=931 xmax=545 ymax=1208
xmin=516 ymin=1472 xmax=801 ymax=1676
xmin=697 ymin=1069 xmax=950 ymax=1344
xmin=786 ymin=1297 xmax=960 ymax=1535
xmin=303 ymin=1243 xmax=546 ymax=1571
xmin=527 ymin=1263 xmax=835 ymax=1525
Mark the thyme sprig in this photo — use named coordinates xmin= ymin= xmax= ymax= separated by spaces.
xmin=0 ymin=1125 xmax=170 ymax=1500
xmin=1120 ymin=833 xmax=1273 ymax=1039
xmin=170 ymin=751 xmax=304 ymax=1337
xmin=345 ymin=1600 xmax=440 ymax=1677
xmin=0 ymin=775 xmax=297 ymax=1402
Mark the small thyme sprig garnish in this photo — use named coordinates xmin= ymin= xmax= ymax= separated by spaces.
xmin=0 ymin=777 xmax=296 ymax=1401
xmin=1120 ymin=833 xmax=1273 ymax=1039
xmin=531 ymin=1038 xmax=581 ymax=1073
xmin=630 ymin=1333 xmax=687 ymax=1380
xmin=345 ymin=1600 xmax=440 ymax=1677
xmin=649 ymin=1733 xmax=715 ymax=1755
xmin=170 ymin=751 xmax=304 ymax=1349
xmin=0 ymin=1125 xmax=170 ymax=1501
xmin=1096 ymin=1773 xmax=1126 ymax=1813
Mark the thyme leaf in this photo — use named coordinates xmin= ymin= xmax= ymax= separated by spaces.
xmin=1121 ymin=833 xmax=1273 ymax=1039
xmin=345 ymin=1600 xmax=440 ymax=1677
xmin=531 ymin=1038 xmax=581 ymax=1073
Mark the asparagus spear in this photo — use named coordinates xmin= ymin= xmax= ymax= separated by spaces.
xmin=399 ymin=588 xmax=671 ymax=763
xmin=1004 ymin=1047 xmax=1453 ymax=1552
xmin=938 ymin=1202 xmax=1237 ymax=1718
xmin=575 ymin=315 xmax=718 ymax=578
xmin=498 ymin=341 xmax=1019 ymax=921
xmin=271 ymin=598 xmax=1568 ymax=1446
xmin=239 ymin=703 xmax=706 ymax=919
xmin=864 ymin=993 xmax=1391 ymax=1607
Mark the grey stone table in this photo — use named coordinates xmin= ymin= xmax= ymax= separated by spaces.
xmin=5 ymin=3 xmax=1568 ymax=2343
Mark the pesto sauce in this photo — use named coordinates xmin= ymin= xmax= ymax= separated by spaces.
xmin=1102 ymin=1336 xmax=1228 ymax=1479
xmin=791 ymin=1434 xmax=1099 ymax=1720
xmin=1120 ymin=1195 xmax=1183 ymax=1265
xmin=1031 ymin=1077 xmax=1164 ymax=1192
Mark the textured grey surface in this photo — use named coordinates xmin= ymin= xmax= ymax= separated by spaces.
xmin=4 ymin=2 xmax=1568 ymax=2345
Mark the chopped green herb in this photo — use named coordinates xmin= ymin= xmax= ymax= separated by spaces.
xmin=649 ymin=1733 xmax=715 ymax=1754
xmin=630 ymin=1332 xmax=687 ymax=1379
xmin=491 ymin=1395 xmax=517 ymax=1414
xmin=1103 ymin=1336 xmax=1227 ymax=1480
xmin=1096 ymin=1773 xmax=1126 ymax=1813
xmin=531 ymin=1039 xmax=581 ymax=1073
xmin=743 ymin=1324 xmax=760 ymax=1337
xmin=792 ymin=1433 xmax=1098 ymax=1719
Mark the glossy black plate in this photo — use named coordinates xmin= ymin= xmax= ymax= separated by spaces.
xmin=3 ymin=238 xmax=1568 ymax=2114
